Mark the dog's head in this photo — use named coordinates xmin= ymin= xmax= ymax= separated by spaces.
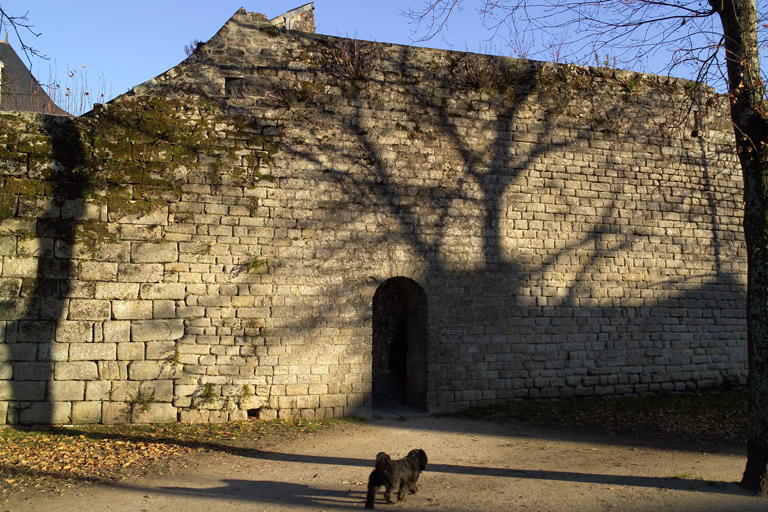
xmin=406 ymin=449 xmax=428 ymax=471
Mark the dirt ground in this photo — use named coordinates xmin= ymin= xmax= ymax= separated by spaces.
xmin=4 ymin=414 xmax=765 ymax=512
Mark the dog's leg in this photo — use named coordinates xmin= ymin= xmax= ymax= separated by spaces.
xmin=397 ymin=480 xmax=409 ymax=502
xmin=409 ymin=474 xmax=420 ymax=494
xmin=384 ymin=478 xmax=399 ymax=504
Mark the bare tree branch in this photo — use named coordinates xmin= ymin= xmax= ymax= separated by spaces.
xmin=0 ymin=6 xmax=47 ymax=65
xmin=406 ymin=0 xmax=767 ymax=92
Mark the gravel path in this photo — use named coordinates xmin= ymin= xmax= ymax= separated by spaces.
xmin=5 ymin=415 xmax=764 ymax=511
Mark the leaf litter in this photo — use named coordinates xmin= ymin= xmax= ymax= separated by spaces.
xmin=0 ymin=418 xmax=353 ymax=499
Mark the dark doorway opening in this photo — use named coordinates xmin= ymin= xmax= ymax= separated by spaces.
xmin=372 ymin=277 xmax=428 ymax=410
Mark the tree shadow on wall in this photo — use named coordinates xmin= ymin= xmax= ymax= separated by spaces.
xmin=262 ymin=33 xmax=745 ymax=404
xmin=4 ymin=116 xmax=87 ymax=425
xmin=140 ymin=17 xmax=745 ymax=412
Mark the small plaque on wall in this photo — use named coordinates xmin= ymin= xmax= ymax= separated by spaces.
xmin=441 ymin=329 xmax=465 ymax=343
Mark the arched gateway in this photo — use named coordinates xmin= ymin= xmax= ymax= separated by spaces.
xmin=371 ymin=277 xmax=428 ymax=410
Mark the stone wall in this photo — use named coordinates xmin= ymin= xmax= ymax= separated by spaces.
xmin=0 ymin=8 xmax=746 ymax=424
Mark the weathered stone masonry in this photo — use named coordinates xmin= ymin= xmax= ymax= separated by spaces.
xmin=0 ymin=7 xmax=747 ymax=424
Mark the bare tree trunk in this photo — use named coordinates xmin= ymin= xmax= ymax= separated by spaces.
xmin=711 ymin=0 xmax=768 ymax=496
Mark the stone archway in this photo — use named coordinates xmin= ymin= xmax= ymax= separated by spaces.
xmin=372 ymin=277 xmax=428 ymax=410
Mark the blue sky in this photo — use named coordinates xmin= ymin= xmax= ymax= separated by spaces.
xmin=1 ymin=0 xmax=755 ymax=112
xmin=1 ymin=0 xmax=500 ymax=107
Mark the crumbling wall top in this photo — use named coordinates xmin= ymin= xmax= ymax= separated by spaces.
xmin=269 ymin=3 xmax=315 ymax=33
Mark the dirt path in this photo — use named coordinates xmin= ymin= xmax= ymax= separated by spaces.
xmin=5 ymin=415 xmax=764 ymax=512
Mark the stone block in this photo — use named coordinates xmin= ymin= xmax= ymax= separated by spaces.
xmin=14 ymin=362 xmax=52 ymax=380
xmin=118 ymin=263 xmax=164 ymax=282
xmin=229 ymin=409 xmax=248 ymax=421
xmin=2 ymin=257 xmax=37 ymax=278
xmin=117 ymin=342 xmax=145 ymax=361
xmin=131 ymin=242 xmax=178 ymax=263
xmin=48 ymin=380 xmax=86 ymax=401
xmin=114 ymin=207 xmax=168 ymax=226
xmin=71 ymin=401 xmax=102 ymax=424
xmin=0 ymin=380 xmax=46 ymax=400
xmin=0 ymin=299 xmax=33 ymax=321
xmin=68 ymin=300 xmax=111 ymax=320
xmin=174 ymin=384 xmax=199 ymax=398
xmin=40 ymin=298 xmax=70 ymax=320
xmin=0 ymin=401 xmax=7 ymax=425
xmin=257 ymin=407 xmax=277 ymax=420
xmin=0 ymin=236 xmax=16 ymax=256
xmin=319 ymin=394 xmax=347 ymax=408
xmin=19 ymin=401 xmax=71 ymax=425
xmin=286 ymin=383 xmax=309 ymax=395
xmin=131 ymin=320 xmax=185 ymax=342
xmin=128 ymin=360 xmax=181 ymax=380
xmin=278 ymin=409 xmax=299 ymax=420
xmin=0 ymin=362 xmax=12 ymax=379
xmin=208 ymin=410 xmax=228 ymax=423
xmin=130 ymin=402 xmax=177 ymax=424
xmin=95 ymin=282 xmax=139 ymax=300
xmin=179 ymin=409 xmax=209 ymax=423
xmin=0 ymin=277 xmax=22 ymax=297
xmin=0 ymin=380 xmax=10 ymax=400
xmin=86 ymin=380 xmax=111 ymax=401
xmin=240 ymin=395 xmax=265 ymax=411
xmin=55 ymin=321 xmax=94 ymax=342
xmin=54 ymin=361 xmax=98 ymax=380
xmin=112 ymin=300 xmax=153 ymax=320
xmin=103 ymin=320 xmax=131 ymax=342
xmin=17 ymin=236 xmax=54 ymax=257
xmin=70 ymin=343 xmax=117 ymax=361
xmin=79 ymin=261 xmax=118 ymax=281
xmin=308 ymin=383 xmax=327 ymax=395
xmin=102 ymin=402 xmax=129 ymax=424
xmin=98 ymin=360 xmax=129 ymax=380
xmin=140 ymin=379 xmax=174 ymax=402
xmin=0 ymin=342 xmax=36 ymax=361
xmin=153 ymin=300 xmax=176 ymax=319
xmin=146 ymin=341 xmax=175 ymax=361
xmin=17 ymin=321 xmax=56 ymax=342
xmin=140 ymin=283 xmax=186 ymax=300
xmin=111 ymin=380 xmax=140 ymax=401
xmin=296 ymin=394 xmax=319 ymax=409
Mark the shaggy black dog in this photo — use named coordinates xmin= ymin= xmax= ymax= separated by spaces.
xmin=365 ymin=448 xmax=428 ymax=508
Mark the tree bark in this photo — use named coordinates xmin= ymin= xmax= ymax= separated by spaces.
xmin=711 ymin=0 xmax=768 ymax=496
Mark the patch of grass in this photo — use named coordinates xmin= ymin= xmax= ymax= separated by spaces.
xmin=451 ymin=391 xmax=747 ymax=447
xmin=127 ymin=389 xmax=156 ymax=415
xmin=267 ymin=82 xmax=318 ymax=110
xmin=191 ymin=383 xmax=217 ymax=410
xmin=320 ymin=38 xmax=380 ymax=81
xmin=246 ymin=257 xmax=269 ymax=274
xmin=453 ymin=53 xmax=515 ymax=94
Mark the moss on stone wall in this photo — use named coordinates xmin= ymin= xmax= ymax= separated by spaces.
xmin=1 ymin=94 xmax=278 ymax=217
